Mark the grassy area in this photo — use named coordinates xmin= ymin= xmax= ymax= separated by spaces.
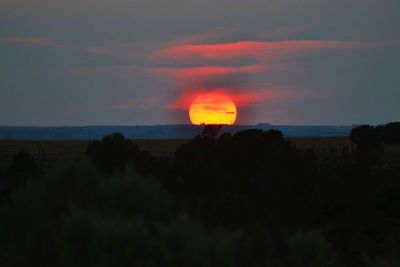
xmin=289 ymin=137 xmax=400 ymax=168
xmin=288 ymin=136 xmax=354 ymax=150
xmin=0 ymin=140 xmax=89 ymax=169
xmin=1 ymin=137 xmax=399 ymax=169
xmin=0 ymin=139 xmax=190 ymax=169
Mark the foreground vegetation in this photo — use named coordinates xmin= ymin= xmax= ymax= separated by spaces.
xmin=0 ymin=122 xmax=400 ymax=266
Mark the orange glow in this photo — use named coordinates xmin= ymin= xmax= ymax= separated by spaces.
xmin=189 ymin=92 xmax=237 ymax=125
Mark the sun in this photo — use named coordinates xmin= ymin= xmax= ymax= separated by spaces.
xmin=189 ymin=92 xmax=237 ymax=125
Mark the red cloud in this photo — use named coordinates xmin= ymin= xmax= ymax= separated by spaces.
xmin=149 ymin=35 xmax=399 ymax=113
xmin=153 ymin=65 xmax=282 ymax=80
xmin=151 ymin=64 xmax=286 ymax=93
xmin=154 ymin=39 xmax=373 ymax=110
xmin=153 ymin=40 xmax=396 ymax=64
xmin=169 ymin=89 xmax=285 ymax=110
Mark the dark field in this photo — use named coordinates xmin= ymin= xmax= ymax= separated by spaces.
xmin=1 ymin=137 xmax=400 ymax=169
xmin=0 ymin=139 xmax=189 ymax=169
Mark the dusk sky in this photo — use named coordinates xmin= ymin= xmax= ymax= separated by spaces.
xmin=1 ymin=0 xmax=399 ymax=126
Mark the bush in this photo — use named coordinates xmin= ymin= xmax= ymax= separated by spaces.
xmin=287 ymin=228 xmax=337 ymax=267
xmin=350 ymin=125 xmax=384 ymax=167
xmin=364 ymin=256 xmax=400 ymax=267
xmin=10 ymin=150 xmax=38 ymax=174
xmin=383 ymin=122 xmax=400 ymax=145
xmin=0 ymin=159 xmax=241 ymax=266
xmin=174 ymin=128 xmax=318 ymax=228
xmin=0 ymin=150 xmax=39 ymax=205
xmin=350 ymin=125 xmax=381 ymax=146
xmin=86 ymin=133 xmax=139 ymax=175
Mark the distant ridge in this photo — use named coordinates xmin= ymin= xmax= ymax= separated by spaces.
xmin=0 ymin=124 xmax=354 ymax=140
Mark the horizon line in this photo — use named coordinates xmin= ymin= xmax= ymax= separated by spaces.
xmin=0 ymin=123 xmax=362 ymax=128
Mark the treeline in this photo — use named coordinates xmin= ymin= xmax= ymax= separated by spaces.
xmin=350 ymin=122 xmax=400 ymax=168
xmin=0 ymin=122 xmax=400 ymax=266
xmin=351 ymin=122 xmax=400 ymax=146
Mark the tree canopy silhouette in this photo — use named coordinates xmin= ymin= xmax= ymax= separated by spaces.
xmin=174 ymin=128 xmax=318 ymax=228
xmin=350 ymin=125 xmax=383 ymax=168
xmin=383 ymin=122 xmax=400 ymax=145
xmin=10 ymin=150 xmax=38 ymax=177
xmin=86 ymin=133 xmax=139 ymax=175
xmin=350 ymin=125 xmax=381 ymax=145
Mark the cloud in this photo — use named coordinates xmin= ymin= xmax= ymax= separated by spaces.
xmin=167 ymin=32 xmax=224 ymax=46
xmin=106 ymin=96 xmax=162 ymax=110
xmin=79 ymin=46 xmax=113 ymax=55
xmin=0 ymin=37 xmax=63 ymax=48
xmin=153 ymin=40 xmax=398 ymax=64
xmin=153 ymin=65 xmax=282 ymax=79
xmin=0 ymin=36 xmax=117 ymax=55
xmin=7 ymin=31 xmax=397 ymax=117
xmin=168 ymin=89 xmax=286 ymax=110
xmin=261 ymin=25 xmax=316 ymax=40
xmin=165 ymin=27 xmax=246 ymax=46
xmin=151 ymin=35 xmax=400 ymax=112
xmin=151 ymin=64 xmax=288 ymax=93
xmin=77 ymin=65 xmax=147 ymax=79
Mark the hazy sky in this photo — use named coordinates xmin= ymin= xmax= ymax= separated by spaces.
xmin=1 ymin=0 xmax=399 ymax=126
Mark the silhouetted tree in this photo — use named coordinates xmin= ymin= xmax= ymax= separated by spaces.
xmin=9 ymin=150 xmax=38 ymax=177
xmin=201 ymin=124 xmax=223 ymax=139
xmin=86 ymin=133 xmax=139 ymax=175
xmin=350 ymin=125 xmax=381 ymax=146
xmin=350 ymin=125 xmax=383 ymax=168
xmin=0 ymin=150 xmax=38 ymax=204
xmin=383 ymin=122 xmax=400 ymax=145
xmin=174 ymin=128 xmax=318 ymax=228
xmin=0 ymin=159 xmax=241 ymax=267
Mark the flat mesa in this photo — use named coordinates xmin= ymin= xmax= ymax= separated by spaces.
xmin=189 ymin=92 xmax=237 ymax=125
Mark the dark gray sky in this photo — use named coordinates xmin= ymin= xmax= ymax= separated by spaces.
xmin=1 ymin=0 xmax=399 ymax=125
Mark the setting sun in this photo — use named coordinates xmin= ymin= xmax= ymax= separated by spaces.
xmin=189 ymin=92 xmax=237 ymax=125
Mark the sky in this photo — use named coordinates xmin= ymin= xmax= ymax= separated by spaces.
xmin=1 ymin=0 xmax=399 ymax=126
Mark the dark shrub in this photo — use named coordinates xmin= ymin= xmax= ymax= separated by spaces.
xmin=10 ymin=150 xmax=38 ymax=177
xmin=288 ymin=228 xmax=337 ymax=267
xmin=350 ymin=125 xmax=381 ymax=146
xmin=174 ymin=128 xmax=318 ymax=228
xmin=350 ymin=125 xmax=384 ymax=167
xmin=1 ymin=150 xmax=39 ymax=200
xmin=86 ymin=133 xmax=139 ymax=175
xmin=383 ymin=122 xmax=400 ymax=145
xmin=0 ymin=159 xmax=241 ymax=267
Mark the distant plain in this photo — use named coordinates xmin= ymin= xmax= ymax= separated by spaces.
xmin=1 ymin=137 xmax=399 ymax=170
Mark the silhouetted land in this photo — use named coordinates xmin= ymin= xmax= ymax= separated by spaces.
xmin=1 ymin=123 xmax=400 ymax=266
xmin=1 ymin=137 xmax=400 ymax=170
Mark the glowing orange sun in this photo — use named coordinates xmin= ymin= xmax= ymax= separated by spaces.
xmin=189 ymin=92 xmax=237 ymax=125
